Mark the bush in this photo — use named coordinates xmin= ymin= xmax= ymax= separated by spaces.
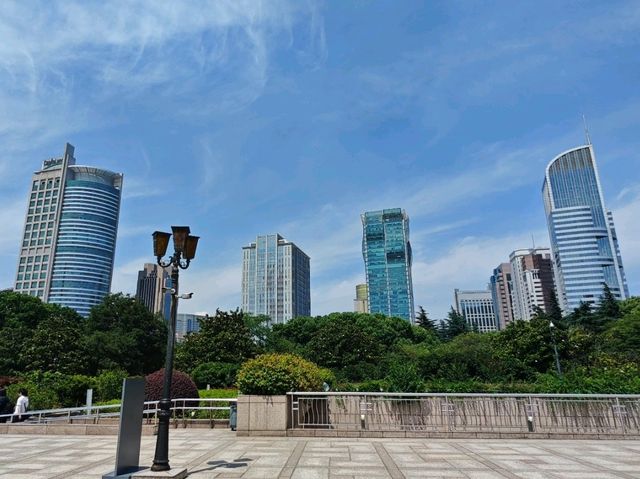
xmin=236 ymin=353 xmax=324 ymax=395
xmin=95 ymin=370 xmax=128 ymax=402
xmin=191 ymin=362 xmax=239 ymax=389
xmin=7 ymin=372 xmax=95 ymax=409
xmin=144 ymin=369 xmax=199 ymax=401
xmin=358 ymin=379 xmax=389 ymax=392
xmin=386 ymin=362 xmax=423 ymax=393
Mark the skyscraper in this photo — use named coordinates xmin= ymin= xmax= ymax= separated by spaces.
xmin=241 ymin=234 xmax=310 ymax=324
xmin=361 ymin=208 xmax=414 ymax=322
xmin=454 ymin=289 xmax=497 ymax=332
xmin=135 ymin=263 xmax=170 ymax=316
xmin=354 ymin=283 xmax=369 ymax=313
xmin=489 ymin=262 xmax=514 ymax=329
xmin=14 ymin=143 xmax=123 ymax=317
xmin=509 ymin=248 xmax=556 ymax=321
xmin=543 ymin=144 xmax=629 ymax=313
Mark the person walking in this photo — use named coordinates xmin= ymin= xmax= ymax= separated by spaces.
xmin=0 ymin=389 xmax=11 ymax=423
xmin=12 ymin=389 xmax=29 ymax=423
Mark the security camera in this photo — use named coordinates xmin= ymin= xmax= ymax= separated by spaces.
xmin=179 ymin=292 xmax=194 ymax=299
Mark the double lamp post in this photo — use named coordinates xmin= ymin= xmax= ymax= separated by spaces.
xmin=150 ymin=226 xmax=199 ymax=472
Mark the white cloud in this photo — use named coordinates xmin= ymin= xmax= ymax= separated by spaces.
xmin=611 ymin=186 xmax=640 ymax=294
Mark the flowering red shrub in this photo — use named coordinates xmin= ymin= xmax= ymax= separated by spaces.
xmin=144 ymin=369 xmax=198 ymax=401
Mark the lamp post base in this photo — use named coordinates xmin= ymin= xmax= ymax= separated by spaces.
xmin=131 ymin=467 xmax=188 ymax=478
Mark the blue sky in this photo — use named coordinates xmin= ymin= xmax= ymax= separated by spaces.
xmin=1 ymin=1 xmax=639 ymax=319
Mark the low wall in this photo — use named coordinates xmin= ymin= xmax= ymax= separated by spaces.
xmin=0 ymin=423 xmax=156 ymax=436
xmin=236 ymin=395 xmax=289 ymax=436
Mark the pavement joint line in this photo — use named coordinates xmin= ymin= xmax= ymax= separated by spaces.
xmin=533 ymin=443 xmax=638 ymax=479
xmin=1 ymin=435 xmax=100 ymax=465
xmin=278 ymin=439 xmax=307 ymax=478
xmin=184 ymin=439 xmax=234 ymax=471
xmin=450 ymin=443 xmax=518 ymax=479
xmin=49 ymin=451 xmax=116 ymax=479
xmin=372 ymin=442 xmax=405 ymax=479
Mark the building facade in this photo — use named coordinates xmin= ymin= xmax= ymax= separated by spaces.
xmin=543 ymin=145 xmax=629 ymax=313
xmin=135 ymin=263 xmax=170 ymax=316
xmin=509 ymin=248 xmax=556 ymax=321
xmin=176 ymin=313 xmax=203 ymax=341
xmin=241 ymin=234 xmax=311 ymax=324
xmin=354 ymin=283 xmax=369 ymax=313
xmin=454 ymin=289 xmax=497 ymax=333
xmin=361 ymin=209 xmax=414 ymax=322
xmin=489 ymin=262 xmax=514 ymax=329
xmin=14 ymin=143 xmax=123 ymax=317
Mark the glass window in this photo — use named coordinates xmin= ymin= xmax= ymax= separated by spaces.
xmin=35 ymin=207 xmax=41 ymax=214
xmin=32 ymin=181 xmax=38 ymax=190
xmin=40 ymin=272 xmax=46 ymax=279
xmin=20 ymin=257 xmax=26 ymax=264
xmin=42 ymin=255 xmax=49 ymax=261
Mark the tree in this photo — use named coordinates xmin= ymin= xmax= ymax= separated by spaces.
xmin=415 ymin=306 xmax=436 ymax=332
xmin=175 ymin=309 xmax=257 ymax=372
xmin=441 ymin=307 xmax=469 ymax=340
xmin=84 ymin=294 xmax=167 ymax=375
xmin=596 ymin=283 xmax=621 ymax=320
xmin=547 ymin=290 xmax=564 ymax=325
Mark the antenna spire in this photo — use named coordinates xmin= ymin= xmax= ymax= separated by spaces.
xmin=582 ymin=114 xmax=592 ymax=145
xmin=531 ymin=233 xmax=536 ymax=250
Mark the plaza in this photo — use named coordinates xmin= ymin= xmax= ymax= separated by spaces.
xmin=0 ymin=430 xmax=639 ymax=479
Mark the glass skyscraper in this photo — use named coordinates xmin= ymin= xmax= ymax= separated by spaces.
xmin=361 ymin=208 xmax=414 ymax=322
xmin=241 ymin=234 xmax=311 ymax=324
xmin=543 ymin=144 xmax=628 ymax=313
xmin=14 ymin=143 xmax=123 ymax=317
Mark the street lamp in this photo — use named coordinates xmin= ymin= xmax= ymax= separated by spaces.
xmin=150 ymin=226 xmax=199 ymax=472
xmin=549 ymin=321 xmax=563 ymax=377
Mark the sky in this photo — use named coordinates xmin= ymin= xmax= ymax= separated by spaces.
xmin=1 ymin=0 xmax=639 ymax=319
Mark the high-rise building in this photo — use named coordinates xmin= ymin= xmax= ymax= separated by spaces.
xmin=454 ymin=289 xmax=497 ymax=332
xmin=489 ymin=262 xmax=514 ymax=329
xmin=14 ymin=143 xmax=123 ymax=317
xmin=543 ymin=144 xmax=629 ymax=313
xmin=509 ymin=248 xmax=556 ymax=321
xmin=354 ymin=283 xmax=369 ymax=313
xmin=176 ymin=313 xmax=203 ymax=341
xmin=135 ymin=263 xmax=170 ymax=316
xmin=241 ymin=234 xmax=310 ymax=324
xmin=362 ymin=209 xmax=415 ymax=322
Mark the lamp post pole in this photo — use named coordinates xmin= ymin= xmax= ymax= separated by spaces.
xmin=150 ymin=226 xmax=199 ymax=472
xmin=549 ymin=321 xmax=563 ymax=378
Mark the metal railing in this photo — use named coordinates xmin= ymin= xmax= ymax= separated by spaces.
xmin=288 ymin=392 xmax=640 ymax=435
xmin=0 ymin=397 xmax=237 ymax=427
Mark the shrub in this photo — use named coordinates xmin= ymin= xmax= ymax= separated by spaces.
xmin=144 ymin=369 xmax=199 ymax=401
xmin=236 ymin=353 xmax=324 ymax=395
xmin=7 ymin=372 xmax=95 ymax=409
xmin=386 ymin=362 xmax=423 ymax=393
xmin=358 ymin=379 xmax=389 ymax=392
xmin=7 ymin=382 xmax=58 ymax=410
xmin=95 ymin=369 xmax=128 ymax=402
xmin=191 ymin=362 xmax=239 ymax=389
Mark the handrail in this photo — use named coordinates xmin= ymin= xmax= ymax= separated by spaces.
xmin=286 ymin=392 xmax=640 ymax=399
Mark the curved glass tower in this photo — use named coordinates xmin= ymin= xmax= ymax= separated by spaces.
xmin=14 ymin=143 xmax=123 ymax=317
xmin=542 ymin=145 xmax=628 ymax=313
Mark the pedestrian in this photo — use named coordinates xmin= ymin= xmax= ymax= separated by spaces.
xmin=12 ymin=389 xmax=29 ymax=423
xmin=0 ymin=389 xmax=11 ymax=423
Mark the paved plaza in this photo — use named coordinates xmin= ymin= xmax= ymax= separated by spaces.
xmin=0 ymin=430 xmax=639 ymax=478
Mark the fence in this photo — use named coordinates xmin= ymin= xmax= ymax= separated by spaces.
xmin=289 ymin=392 xmax=640 ymax=436
xmin=0 ymin=397 xmax=236 ymax=427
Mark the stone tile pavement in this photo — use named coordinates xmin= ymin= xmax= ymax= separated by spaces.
xmin=0 ymin=430 xmax=639 ymax=478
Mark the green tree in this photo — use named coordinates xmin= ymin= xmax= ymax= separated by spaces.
xmin=415 ymin=306 xmax=436 ymax=332
xmin=602 ymin=304 xmax=640 ymax=361
xmin=441 ymin=307 xmax=469 ymax=340
xmin=596 ymin=283 xmax=621 ymax=320
xmin=22 ymin=304 xmax=87 ymax=374
xmin=84 ymin=294 xmax=167 ymax=375
xmin=175 ymin=309 xmax=256 ymax=372
xmin=547 ymin=290 xmax=564 ymax=325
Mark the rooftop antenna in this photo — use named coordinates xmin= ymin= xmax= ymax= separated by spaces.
xmin=582 ymin=114 xmax=592 ymax=145
xmin=531 ymin=233 xmax=536 ymax=250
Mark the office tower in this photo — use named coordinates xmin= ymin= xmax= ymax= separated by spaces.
xmin=543 ymin=144 xmax=629 ymax=313
xmin=14 ymin=143 xmax=123 ymax=317
xmin=489 ymin=262 xmax=514 ymax=329
xmin=176 ymin=313 xmax=203 ymax=341
xmin=241 ymin=234 xmax=310 ymax=324
xmin=509 ymin=248 xmax=556 ymax=321
xmin=354 ymin=283 xmax=369 ymax=313
xmin=361 ymin=208 xmax=414 ymax=322
xmin=135 ymin=263 xmax=170 ymax=316
xmin=454 ymin=289 xmax=497 ymax=332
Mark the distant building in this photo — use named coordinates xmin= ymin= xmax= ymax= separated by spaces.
xmin=361 ymin=208 xmax=415 ymax=322
xmin=241 ymin=234 xmax=311 ymax=324
xmin=543 ymin=144 xmax=629 ymax=313
xmin=14 ymin=143 xmax=123 ymax=317
xmin=489 ymin=262 xmax=514 ymax=329
xmin=176 ymin=313 xmax=202 ymax=341
xmin=354 ymin=283 xmax=369 ymax=313
xmin=454 ymin=289 xmax=497 ymax=333
xmin=135 ymin=263 xmax=170 ymax=316
xmin=509 ymin=248 xmax=556 ymax=321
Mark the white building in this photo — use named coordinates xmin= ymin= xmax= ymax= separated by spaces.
xmin=454 ymin=289 xmax=497 ymax=333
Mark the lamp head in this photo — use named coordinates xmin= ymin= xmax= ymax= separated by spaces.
xmin=152 ymin=231 xmax=171 ymax=258
xmin=184 ymin=235 xmax=200 ymax=260
xmin=171 ymin=226 xmax=191 ymax=254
